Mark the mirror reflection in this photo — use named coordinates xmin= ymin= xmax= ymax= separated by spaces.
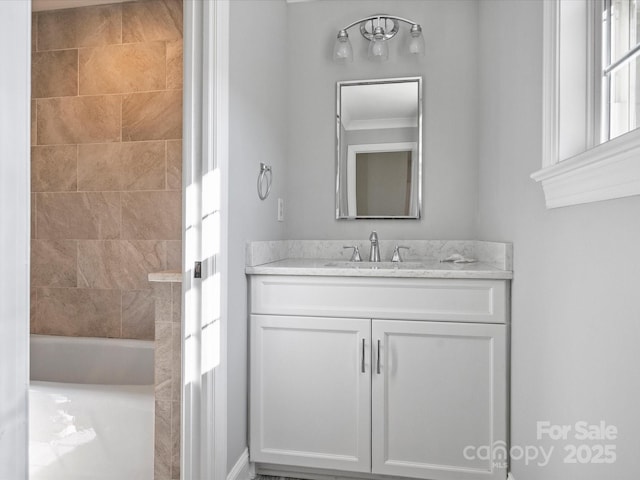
xmin=336 ymin=77 xmax=422 ymax=219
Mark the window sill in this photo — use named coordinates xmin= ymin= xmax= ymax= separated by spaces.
xmin=531 ymin=128 xmax=640 ymax=208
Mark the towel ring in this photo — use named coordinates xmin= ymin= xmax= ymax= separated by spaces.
xmin=257 ymin=163 xmax=272 ymax=200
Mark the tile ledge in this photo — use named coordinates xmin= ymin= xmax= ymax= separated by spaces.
xmin=148 ymin=270 xmax=182 ymax=283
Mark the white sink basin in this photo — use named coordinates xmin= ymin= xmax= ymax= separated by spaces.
xmin=324 ymin=261 xmax=429 ymax=269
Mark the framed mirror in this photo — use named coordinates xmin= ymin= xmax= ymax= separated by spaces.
xmin=336 ymin=77 xmax=422 ymax=219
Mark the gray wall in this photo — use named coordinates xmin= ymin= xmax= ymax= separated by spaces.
xmin=478 ymin=1 xmax=640 ymax=479
xmin=285 ymin=0 xmax=480 ymax=241
xmin=226 ymin=1 xmax=640 ymax=478
xmin=226 ymin=1 xmax=481 ymax=470
xmin=227 ymin=0 xmax=288 ymax=470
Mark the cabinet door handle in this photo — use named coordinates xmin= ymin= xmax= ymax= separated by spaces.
xmin=361 ymin=338 xmax=365 ymax=373
xmin=376 ymin=339 xmax=381 ymax=374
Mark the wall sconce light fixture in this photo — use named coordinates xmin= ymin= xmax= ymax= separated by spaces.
xmin=333 ymin=14 xmax=425 ymax=63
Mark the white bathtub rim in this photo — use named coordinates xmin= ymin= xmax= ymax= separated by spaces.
xmin=30 ymin=334 xmax=154 ymax=386
xmin=31 ymin=333 xmax=153 ymax=350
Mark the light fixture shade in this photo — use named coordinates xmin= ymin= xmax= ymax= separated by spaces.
xmin=367 ymin=26 xmax=388 ymax=61
xmin=368 ymin=38 xmax=389 ymax=61
xmin=408 ymin=24 xmax=425 ymax=56
xmin=333 ymin=31 xmax=353 ymax=63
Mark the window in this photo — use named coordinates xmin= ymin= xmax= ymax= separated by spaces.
xmin=533 ymin=0 xmax=640 ymax=209
xmin=602 ymin=0 xmax=640 ymax=141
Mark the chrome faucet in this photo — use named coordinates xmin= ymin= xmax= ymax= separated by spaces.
xmin=369 ymin=231 xmax=380 ymax=262
xmin=343 ymin=245 xmax=362 ymax=262
xmin=391 ymin=245 xmax=410 ymax=262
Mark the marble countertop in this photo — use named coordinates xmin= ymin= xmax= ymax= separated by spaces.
xmin=148 ymin=270 xmax=182 ymax=283
xmin=245 ymin=258 xmax=512 ymax=280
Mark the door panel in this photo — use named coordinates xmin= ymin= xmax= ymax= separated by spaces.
xmin=250 ymin=315 xmax=371 ymax=472
xmin=372 ymin=320 xmax=507 ymax=480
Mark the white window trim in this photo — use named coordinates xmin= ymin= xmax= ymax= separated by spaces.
xmin=532 ymin=0 xmax=640 ymax=208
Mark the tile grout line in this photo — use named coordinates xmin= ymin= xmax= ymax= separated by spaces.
xmin=168 ymin=283 xmax=174 ymax=479
xmin=73 ymin=239 xmax=79 ymax=292
xmin=119 ymin=190 xmax=123 ymax=244
xmin=33 ymin=285 xmax=38 ymax=334
xmin=120 ymin=93 xmax=123 ymax=144
xmin=33 ymin=191 xmax=37 ymax=240
xmin=75 ymin=144 xmax=79 ymax=192
xmin=33 ymin=12 xmax=37 ymax=53
xmin=120 ymin=288 xmax=123 ymax=339
xmin=76 ymin=46 xmax=79 ymax=97
xmin=34 ymin=89 xmax=182 ymax=100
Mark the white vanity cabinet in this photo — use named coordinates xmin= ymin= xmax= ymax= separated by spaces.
xmin=250 ymin=314 xmax=372 ymax=472
xmin=249 ymin=275 xmax=509 ymax=480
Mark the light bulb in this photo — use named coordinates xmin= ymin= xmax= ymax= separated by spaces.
xmin=367 ymin=25 xmax=388 ymax=62
xmin=408 ymin=24 xmax=425 ymax=56
xmin=333 ymin=30 xmax=353 ymax=63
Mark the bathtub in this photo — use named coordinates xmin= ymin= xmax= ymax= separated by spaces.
xmin=29 ymin=335 xmax=155 ymax=480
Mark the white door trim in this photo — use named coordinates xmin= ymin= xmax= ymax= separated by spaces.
xmin=182 ymin=1 xmax=230 ymax=479
xmin=0 ymin=1 xmax=31 ymax=478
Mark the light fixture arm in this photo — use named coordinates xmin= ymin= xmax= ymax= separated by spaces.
xmin=338 ymin=14 xmax=421 ymax=35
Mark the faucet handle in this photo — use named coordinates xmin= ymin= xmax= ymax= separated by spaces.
xmin=343 ymin=245 xmax=362 ymax=262
xmin=391 ymin=245 xmax=410 ymax=262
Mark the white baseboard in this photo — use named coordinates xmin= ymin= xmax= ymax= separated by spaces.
xmin=227 ymin=448 xmax=250 ymax=480
xmin=233 ymin=453 xmax=513 ymax=480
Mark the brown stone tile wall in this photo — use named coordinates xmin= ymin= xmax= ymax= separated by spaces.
xmin=31 ymin=0 xmax=183 ymax=342
xmin=152 ymin=281 xmax=182 ymax=480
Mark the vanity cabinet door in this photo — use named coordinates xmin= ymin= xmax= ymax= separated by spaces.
xmin=371 ymin=320 xmax=507 ymax=480
xmin=250 ymin=315 xmax=371 ymax=472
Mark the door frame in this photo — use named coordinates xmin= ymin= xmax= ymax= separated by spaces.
xmin=0 ymin=1 xmax=31 ymax=478
xmin=182 ymin=1 xmax=230 ymax=479
xmin=0 ymin=0 xmax=231 ymax=478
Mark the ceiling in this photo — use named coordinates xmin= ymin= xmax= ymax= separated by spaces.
xmin=32 ymin=0 xmax=313 ymax=12
xmin=32 ymin=0 xmax=136 ymax=12
xmin=341 ymin=82 xmax=419 ymax=131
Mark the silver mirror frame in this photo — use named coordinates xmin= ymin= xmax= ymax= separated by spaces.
xmin=335 ymin=76 xmax=423 ymax=220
